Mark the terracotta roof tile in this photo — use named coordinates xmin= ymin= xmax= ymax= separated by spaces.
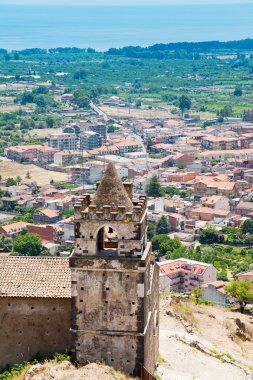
xmin=0 ymin=257 xmax=71 ymax=298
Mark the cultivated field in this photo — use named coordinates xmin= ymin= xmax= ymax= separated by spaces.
xmin=0 ymin=160 xmax=68 ymax=185
xmin=100 ymin=105 xmax=172 ymax=119
xmin=28 ymin=128 xmax=62 ymax=139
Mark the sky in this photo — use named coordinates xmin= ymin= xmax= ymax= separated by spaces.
xmin=1 ymin=0 xmax=253 ymax=5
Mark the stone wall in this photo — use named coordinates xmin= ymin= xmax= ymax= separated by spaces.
xmin=0 ymin=297 xmax=71 ymax=368
xmin=70 ymin=243 xmax=158 ymax=377
xmin=144 ymin=259 xmax=159 ymax=373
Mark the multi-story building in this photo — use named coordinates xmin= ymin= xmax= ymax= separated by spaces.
xmin=201 ymin=136 xmax=238 ymax=150
xmin=53 ymin=150 xmax=90 ymax=166
xmin=78 ymin=122 xmax=107 ymax=139
xmin=80 ymin=131 xmax=102 ymax=150
xmin=48 ymin=133 xmax=77 ymax=151
xmin=159 ymin=258 xmax=217 ymax=293
xmin=193 ymin=176 xmax=239 ymax=198
xmin=68 ymin=161 xmax=105 ymax=184
xmin=5 ymin=145 xmax=56 ymax=163
xmin=89 ymin=123 xmax=107 ymax=139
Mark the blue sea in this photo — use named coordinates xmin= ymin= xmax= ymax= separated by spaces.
xmin=0 ymin=4 xmax=253 ymax=51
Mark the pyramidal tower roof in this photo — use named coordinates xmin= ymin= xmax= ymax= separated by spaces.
xmin=91 ymin=162 xmax=133 ymax=212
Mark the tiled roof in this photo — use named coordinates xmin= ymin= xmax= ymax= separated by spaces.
xmin=158 ymin=258 xmax=212 ymax=277
xmin=0 ymin=257 xmax=71 ymax=298
xmin=0 ymin=221 xmax=30 ymax=234
xmin=39 ymin=209 xmax=59 ymax=218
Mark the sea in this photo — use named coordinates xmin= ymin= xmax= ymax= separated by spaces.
xmin=0 ymin=3 xmax=253 ymax=51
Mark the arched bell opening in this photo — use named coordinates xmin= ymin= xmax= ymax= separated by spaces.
xmin=96 ymin=225 xmax=119 ymax=257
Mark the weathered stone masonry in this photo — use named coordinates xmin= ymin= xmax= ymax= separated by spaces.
xmin=70 ymin=162 xmax=159 ymax=376
xmin=0 ymin=162 xmax=159 ymax=376
xmin=0 ymin=257 xmax=71 ymax=368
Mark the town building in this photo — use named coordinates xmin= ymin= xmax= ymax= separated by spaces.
xmin=201 ymin=281 xmax=231 ymax=307
xmin=159 ymin=258 xmax=217 ymax=293
xmin=80 ymin=131 xmax=102 ymax=150
xmin=5 ymin=145 xmax=56 ymax=163
xmin=235 ymin=270 xmax=253 ymax=283
xmin=33 ymin=209 xmax=60 ymax=224
xmin=48 ymin=133 xmax=77 ymax=151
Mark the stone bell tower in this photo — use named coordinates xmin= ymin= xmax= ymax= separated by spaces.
xmin=69 ymin=162 xmax=159 ymax=377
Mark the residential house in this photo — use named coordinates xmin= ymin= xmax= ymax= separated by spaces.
xmin=167 ymin=171 xmax=198 ymax=183
xmin=201 ymin=136 xmax=238 ymax=150
xmin=0 ymin=222 xmax=29 ymax=239
xmin=235 ymin=270 xmax=253 ymax=283
xmin=53 ymin=151 xmax=90 ymax=166
xmin=27 ymin=224 xmax=64 ymax=244
xmin=190 ymin=206 xmax=230 ymax=222
xmin=194 ymin=176 xmax=239 ymax=198
xmin=159 ymin=258 xmax=217 ymax=293
xmin=201 ymin=281 xmax=232 ymax=307
xmin=236 ymin=201 xmax=253 ymax=216
xmin=162 ymin=153 xmax=194 ymax=168
xmin=1 ymin=197 xmax=20 ymax=211
xmin=33 ymin=209 xmax=60 ymax=224
xmin=201 ymin=195 xmax=230 ymax=210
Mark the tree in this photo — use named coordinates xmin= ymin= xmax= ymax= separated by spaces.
xmin=192 ymin=287 xmax=204 ymax=305
xmin=13 ymin=52 xmax=19 ymax=60
xmin=156 ymin=216 xmax=170 ymax=235
xmin=146 ymin=175 xmax=164 ymax=197
xmin=0 ymin=235 xmax=13 ymax=252
xmin=225 ymin=280 xmax=253 ymax=313
xmin=199 ymin=226 xmax=219 ymax=244
xmin=151 ymin=234 xmax=170 ymax=252
xmin=217 ymin=271 xmax=228 ymax=281
xmin=147 ymin=222 xmax=156 ymax=240
xmin=26 ymin=171 xmax=31 ymax=179
xmin=151 ymin=234 xmax=183 ymax=259
xmin=234 ymin=85 xmax=242 ymax=97
xmin=73 ymin=69 xmax=87 ymax=80
xmin=219 ymin=104 xmax=233 ymax=118
xmin=146 ymin=137 xmax=152 ymax=150
xmin=21 ymin=91 xmax=34 ymax=105
xmin=179 ymin=95 xmax=191 ymax=115
xmin=241 ymin=218 xmax=253 ymax=234
xmin=73 ymin=89 xmax=90 ymax=108
xmin=13 ymin=233 xmax=43 ymax=256
xmin=6 ymin=178 xmax=17 ymax=187
xmin=46 ymin=115 xmax=56 ymax=128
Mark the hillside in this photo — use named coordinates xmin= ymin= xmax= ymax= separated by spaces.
xmin=13 ymin=361 xmax=137 ymax=380
xmin=158 ymin=295 xmax=253 ymax=380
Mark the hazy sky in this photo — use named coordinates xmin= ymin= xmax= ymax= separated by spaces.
xmin=1 ymin=0 xmax=253 ymax=5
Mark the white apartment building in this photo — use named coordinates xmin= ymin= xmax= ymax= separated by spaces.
xmin=48 ymin=133 xmax=77 ymax=151
xmin=158 ymin=258 xmax=217 ymax=293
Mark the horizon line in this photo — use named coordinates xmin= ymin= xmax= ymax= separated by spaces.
xmin=1 ymin=1 xmax=253 ymax=6
xmin=2 ymin=37 xmax=253 ymax=53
